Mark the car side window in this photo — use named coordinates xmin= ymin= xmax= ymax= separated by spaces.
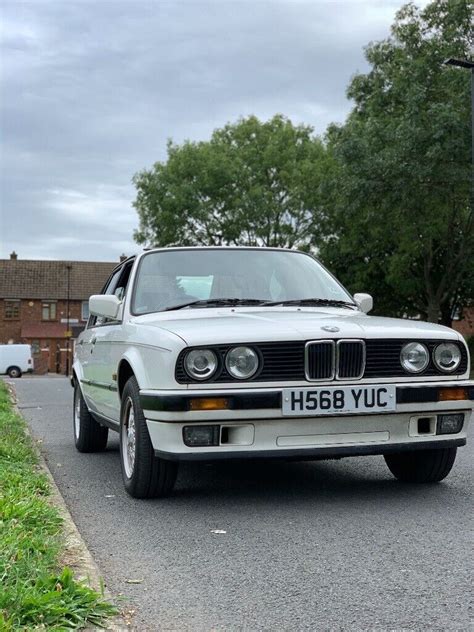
xmin=87 ymin=266 xmax=124 ymax=328
xmin=113 ymin=263 xmax=133 ymax=302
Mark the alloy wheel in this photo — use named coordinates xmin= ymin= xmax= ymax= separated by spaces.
xmin=122 ymin=396 xmax=136 ymax=478
xmin=74 ymin=389 xmax=81 ymax=439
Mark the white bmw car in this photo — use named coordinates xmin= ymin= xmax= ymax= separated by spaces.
xmin=72 ymin=247 xmax=473 ymax=498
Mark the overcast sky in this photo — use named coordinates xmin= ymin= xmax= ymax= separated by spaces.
xmin=0 ymin=0 xmax=429 ymax=262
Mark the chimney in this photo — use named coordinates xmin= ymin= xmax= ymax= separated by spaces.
xmin=10 ymin=251 xmax=18 ymax=260
xmin=119 ymin=253 xmax=127 ymax=262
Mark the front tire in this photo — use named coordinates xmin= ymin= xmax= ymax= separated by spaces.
xmin=73 ymin=384 xmax=108 ymax=452
xmin=120 ymin=376 xmax=177 ymax=499
xmin=7 ymin=366 xmax=22 ymax=378
xmin=384 ymin=447 xmax=457 ymax=483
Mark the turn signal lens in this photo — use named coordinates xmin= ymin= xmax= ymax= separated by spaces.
xmin=438 ymin=387 xmax=467 ymax=401
xmin=189 ymin=398 xmax=229 ymax=411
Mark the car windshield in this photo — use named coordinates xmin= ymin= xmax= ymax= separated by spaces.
xmin=132 ymin=249 xmax=355 ymax=314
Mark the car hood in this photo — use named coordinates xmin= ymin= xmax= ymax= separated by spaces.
xmin=131 ymin=307 xmax=459 ymax=347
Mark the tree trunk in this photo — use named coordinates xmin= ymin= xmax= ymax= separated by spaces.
xmin=426 ymin=300 xmax=440 ymax=323
xmin=440 ymin=301 xmax=454 ymax=327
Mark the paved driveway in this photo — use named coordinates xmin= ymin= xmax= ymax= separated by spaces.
xmin=8 ymin=376 xmax=473 ymax=630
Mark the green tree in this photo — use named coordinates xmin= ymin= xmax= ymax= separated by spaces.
xmin=319 ymin=0 xmax=473 ymax=323
xmin=133 ymin=115 xmax=329 ymax=249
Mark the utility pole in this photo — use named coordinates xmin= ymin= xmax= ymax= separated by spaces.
xmin=65 ymin=264 xmax=72 ymax=376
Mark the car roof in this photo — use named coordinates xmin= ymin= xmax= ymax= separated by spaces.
xmin=141 ymin=246 xmax=307 ymax=255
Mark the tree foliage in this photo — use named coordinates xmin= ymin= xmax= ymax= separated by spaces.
xmin=133 ymin=115 xmax=329 ymax=249
xmin=319 ymin=0 xmax=473 ymax=322
xmin=133 ymin=0 xmax=473 ymax=324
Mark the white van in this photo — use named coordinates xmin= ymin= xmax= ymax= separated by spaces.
xmin=0 ymin=344 xmax=33 ymax=378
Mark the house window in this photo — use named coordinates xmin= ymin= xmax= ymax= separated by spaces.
xmin=31 ymin=340 xmax=40 ymax=354
xmin=81 ymin=300 xmax=89 ymax=321
xmin=42 ymin=301 xmax=57 ymax=321
xmin=4 ymin=299 xmax=20 ymax=320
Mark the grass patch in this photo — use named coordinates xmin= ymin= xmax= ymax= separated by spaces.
xmin=0 ymin=381 xmax=117 ymax=629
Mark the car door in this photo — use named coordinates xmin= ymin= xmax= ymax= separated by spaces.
xmin=85 ymin=262 xmax=134 ymax=421
xmin=81 ymin=266 xmax=124 ymax=417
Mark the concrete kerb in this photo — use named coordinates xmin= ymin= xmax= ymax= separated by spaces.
xmin=4 ymin=380 xmax=131 ymax=631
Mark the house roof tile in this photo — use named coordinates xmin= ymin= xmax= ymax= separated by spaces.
xmin=0 ymin=259 xmax=118 ymax=300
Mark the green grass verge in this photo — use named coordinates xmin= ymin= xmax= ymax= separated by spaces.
xmin=0 ymin=381 xmax=117 ymax=630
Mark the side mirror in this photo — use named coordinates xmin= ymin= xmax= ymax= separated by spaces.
xmin=89 ymin=295 xmax=121 ymax=320
xmin=353 ymin=293 xmax=373 ymax=314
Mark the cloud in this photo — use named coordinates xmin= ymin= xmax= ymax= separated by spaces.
xmin=0 ymin=0 xmax=429 ymax=262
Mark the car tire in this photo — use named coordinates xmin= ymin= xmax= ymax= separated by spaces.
xmin=73 ymin=383 xmax=109 ymax=452
xmin=7 ymin=366 xmax=22 ymax=378
xmin=120 ymin=376 xmax=178 ymax=499
xmin=384 ymin=447 xmax=457 ymax=483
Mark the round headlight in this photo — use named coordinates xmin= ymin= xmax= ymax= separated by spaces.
xmin=184 ymin=349 xmax=218 ymax=381
xmin=226 ymin=346 xmax=259 ymax=380
xmin=433 ymin=343 xmax=461 ymax=372
xmin=400 ymin=342 xmax=429 ymax=373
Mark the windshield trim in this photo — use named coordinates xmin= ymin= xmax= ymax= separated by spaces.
xmin=130 ymin=248 xmax=356 ymax=317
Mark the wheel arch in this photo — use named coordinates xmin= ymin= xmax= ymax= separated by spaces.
xmin=71 ymin=369 xmax=89 ymax=409
xmin=117 ymin=359 xmax=136 ymax=398
xmin=116 ymin=344 xmax=179 ymax=397
xmin=72 ymin=357 xmax=85 ymax=387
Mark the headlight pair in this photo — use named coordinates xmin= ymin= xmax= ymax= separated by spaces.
xmin=400 ymin=342 xmax=461 ymax=374
xmin=184 ymin=346 xmax=259 ymax=381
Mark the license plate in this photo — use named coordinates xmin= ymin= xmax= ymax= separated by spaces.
xmin=282 ymin=385 xmax=396 ymax=416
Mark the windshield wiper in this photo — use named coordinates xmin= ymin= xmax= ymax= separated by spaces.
xmin=162 ymin=298 xmax=268 ymax=311
xmin=163 ymin=297 xmax=357 ymax=312
xmin=262 ymin=298 xmax=357 ymax=309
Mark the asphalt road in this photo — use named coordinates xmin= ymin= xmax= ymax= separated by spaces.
xmin=8 ymin=376 xmax=473 ymax=631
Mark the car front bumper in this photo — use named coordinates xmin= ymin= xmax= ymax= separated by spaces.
xmin=141 ymin=382 xmax=474 ymax=461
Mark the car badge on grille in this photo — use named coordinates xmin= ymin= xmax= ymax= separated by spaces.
xmin=321 ymin=326 xmax=340 ymax=332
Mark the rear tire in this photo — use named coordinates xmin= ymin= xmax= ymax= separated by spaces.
xmin=7 ymin=366 xmax=22 ymax=378
xmin=384 ymin=447 xmax=457 ymax=483
xmin=120 ymin=376 xmax=178 ymax=499
xmin=73 ymin=383 xmax=108 ymax=452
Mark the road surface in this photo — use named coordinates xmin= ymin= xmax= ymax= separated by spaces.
xmin=8 ymin=376 xmax=473 ymax=630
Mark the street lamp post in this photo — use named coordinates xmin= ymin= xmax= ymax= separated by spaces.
xmin=65 ymin=264 xmax=72 ymax=376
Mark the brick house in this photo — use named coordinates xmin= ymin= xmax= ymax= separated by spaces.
xmin=452 ymin=306 xmax=474 ymax=339
xmin=0 ymin=253 xmax=117 ymax=374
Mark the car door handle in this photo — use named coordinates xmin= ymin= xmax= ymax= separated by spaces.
xmin=91 ymin=337 xmax=97 ymax=345
xmin=77 ymin=339 xmax=84 ymax=346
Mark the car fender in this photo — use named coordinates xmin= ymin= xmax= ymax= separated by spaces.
xmin=117 ymin=343 xmax=179 ymax=394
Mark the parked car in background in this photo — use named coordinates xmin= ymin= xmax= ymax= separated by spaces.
xmin=72 ymin=247 xmax=473 ymax=498
xmin=0 ymin=343 xmax=33 ymax=377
